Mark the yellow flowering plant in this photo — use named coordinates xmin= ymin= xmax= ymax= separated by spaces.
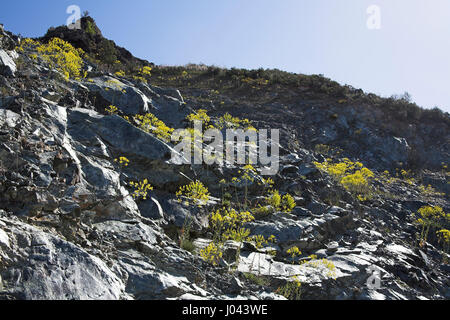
xmin=176 ymin=180 xmax=210 ymax=206
xmin=199 ymin=242 xmax=223 ymax=266
xmin=134 ymin=113 xmax=174 ymax=142
xmin=414 ymin=206 xmax=447 ymax=246
xmin=36 ymin=38 xmax=85 ymax=80
xmin=314 ymin=159 xmax=374 ymax=201
xmin=436 ymin=229 xmax=450 ymax=262
xmin=129 ymin=179 xmax=153 ymax=201
xmin=105 ymin=105 xmax=118 ymax=115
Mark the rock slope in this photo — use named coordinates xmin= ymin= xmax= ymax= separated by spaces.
xmin=0 ymin=20 xmax=448 ymax=300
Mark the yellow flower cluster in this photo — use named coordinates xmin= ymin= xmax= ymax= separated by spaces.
xmin=267 ymin=189 xmax=281 ymax=208
xmin=186 ymin=109 xmax=211 ymax=124
xmin=281 ymin=194 xmax=296 ymax=213
xmin=340 ymin=168 xmax=374 ymax=196
xmin=114 ymin=156 xmax=130 ymax=167
xmin=415 ymin=205 xmax=448 ymax=245
xmin=16 ymin=38 xmax=40 ymax=53
xmin=314 ymin=159 xmax=374 ymax=201
xmin=314 ymin=158 xmax=364 ymax=180
xmin=240 ymin=165 xmax=256 ymax=182
xmin=302 ymin=258 xmax=337 ymax=279
xmin=216 ymin=113 xmax=256 ymax=131
xmin=105 ymin=105 xmax=118 ymax=115
xmin=199 ymin=242 xmax=223 ymax=266
xmin=17 ymin=37 xmax=85 ymax=80
xmin=416 ymin=205 xmax=446 ymax=224
xmin=248 ymin=234 xmax=275 ymax=249
xmin=134 ymin=113 xmax=174 ymax=142
xmin=241 ymin=77 xmax=269 ymax=86
xmin=114 ymin=70 xmax=126 ymax=77
xmin=437 ymin=229 xmax=450 ymax=243
xmin=129 ymin=179 xmax=153 ymax=200
xmin=437 ymin=229 xmax=450 ymax=262
xmin=287 ymin=246 xmax=301 ymax=259
xmin=176 ymin=180 xmax=210 ymax=206
xmin=418 ymin=185 xmax=445 ymax=197
xmin=265 ymin=190 xmax=296 ymax=213
xmin=36 ymin=38 xmax=85 ymax=80
xmin=140 ymin=66 xmax=152 ymax=76
xmin=210 ymin=208 xmax=255 ymax=241
xmin=132 ymin=66 xmax=152 ymax=82
xmin=259 ymin=177 xmax=275 ymax=188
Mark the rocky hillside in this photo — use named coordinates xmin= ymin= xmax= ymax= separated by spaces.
xmin=0 ymin=18 xmax=448 ymax=300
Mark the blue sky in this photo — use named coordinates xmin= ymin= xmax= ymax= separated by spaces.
xmin=1 ymin=0 xmax=449 ymax=113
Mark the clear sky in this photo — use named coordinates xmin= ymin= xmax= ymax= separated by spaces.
xmin=1 ymin=0 xmax=449 ymax=113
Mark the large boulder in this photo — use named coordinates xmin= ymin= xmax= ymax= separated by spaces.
xmin=85 ymin=76 xmax=151 ymax=115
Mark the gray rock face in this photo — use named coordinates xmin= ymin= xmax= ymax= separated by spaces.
xmin=0 ymin=109 xmax=20 ymax=127
xmin=85 ymin=76 xmax=151 ymax=115
xmin=0 ymin=216 xmax=125 ymax=300
xmin=0 ymin=49 xmax=16 ymax=76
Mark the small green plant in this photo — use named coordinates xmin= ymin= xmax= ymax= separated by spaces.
xmin=239 ymin=165 xmax=257 ymax=208
xmin=219 ymin=179 xmax=227 ymax=205
xmin=242 ymin=273 xmax=270 ymax=286
xmin=276 ymin=276 xmax=302 ymax=300
xmin=314 ymin=144 xmax=342 ymax=157
xmin=436 ymin=229 xmax=450 ymax=263
xmin=85 ymin=20 xmax=97 ymax=36
xmin=180 ymin=239 xmax=196 ymax=253
xmin=418 ymin=185 xmax=445 ymax=197
xmin=180 ymin=214 xmax=195 ymax=253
